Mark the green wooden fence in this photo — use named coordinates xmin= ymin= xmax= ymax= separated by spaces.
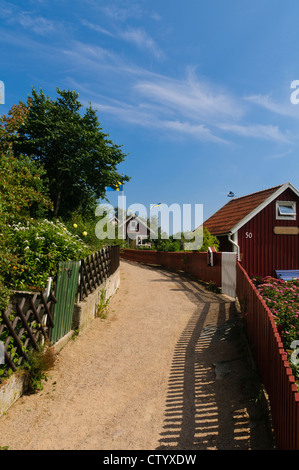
xmin=50 ymin=246 xmax=120 ymax=344
xmin=51 ymin=261 xmax=80 ymax=344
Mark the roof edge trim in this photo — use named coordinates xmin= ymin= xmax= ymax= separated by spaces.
xmin=230 ymin=182 xmax=298 ymax=233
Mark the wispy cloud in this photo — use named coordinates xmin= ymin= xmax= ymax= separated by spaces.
xmin=91 ymin=99 xmax=228 ymax=144
xmin=99 ymin=2 xmax=145 ymax=22
xmin=119 ymin=27 xmax=163 ymax=59
xmin=134 ymin=72 xmax=244 ymax=123
xmin=17 ymin=12 xmax=55 ymax=35
xmin=161 ymin=121 xmax=229 ymax=144
xmin=63 ymin=46 xmax=292 ymax=145
xmin=81 ymin=19 xmax=115 ymax=37
xmin=266 ymin=149 xmax=293 ymax=160
xmin=245 ymin=93 xmax=299 ymax=118
xmin=217 ymin=123 xmax=292 ymax=143
xmin=63 ymin=40 xmax=115 ymax=63
xmin=0 ymin=0 xmax=57 ymax=35
xmin=1 ymin=0 xmax=292 ymax=148
xmin=81 ymin=19 xmax=162 ymax=59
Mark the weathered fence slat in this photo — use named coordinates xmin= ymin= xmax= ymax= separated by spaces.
xmin=0 ymin=290 xmax=57 ymax=382
xmin=30 ymin=294 xmax=50 ymax=343
xmin=1 ymin=309 xmax=30 ymax=362
xmin=51 ymin=261 xmax=80 ymax=345
xmin=78 ymin=245 xmax=120 ymax=301
xmin=16 ymin=302 xmax=40 ymax=351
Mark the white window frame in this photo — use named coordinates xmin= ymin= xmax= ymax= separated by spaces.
xmin=276 ymin=201 xmax=296 ymax=220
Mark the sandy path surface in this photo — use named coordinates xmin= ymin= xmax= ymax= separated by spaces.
xmin=0 ymin=260 xmax=273 ymax=450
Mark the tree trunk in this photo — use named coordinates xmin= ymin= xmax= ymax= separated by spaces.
xmin=54 ymin=191 xmax=61 ymax=218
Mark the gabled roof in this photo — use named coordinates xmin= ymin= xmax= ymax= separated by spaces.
xmin=119 ymin=214 xmax=155 ymax=234
xmin=204 ymin=182 xmax=299 ymax=236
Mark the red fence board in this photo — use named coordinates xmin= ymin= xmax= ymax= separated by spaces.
xmin=236 ymin=261 xmax=299 ymax=450
xmin=120 ymin=249 xmax=222 ymax=287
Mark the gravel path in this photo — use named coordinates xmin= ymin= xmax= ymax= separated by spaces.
xmin=0 ymin=260 xmax=273 ymax=450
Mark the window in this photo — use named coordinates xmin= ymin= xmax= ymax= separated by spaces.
xmin=276 ymin=201 xmax=296 ymax=220
xmin=129 ymin=220 xmax=138 ymax=231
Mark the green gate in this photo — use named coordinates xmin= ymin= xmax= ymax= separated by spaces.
xmin=51 ymin=261 xmax=80 ymax=344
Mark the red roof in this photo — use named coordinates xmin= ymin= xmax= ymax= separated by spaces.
xmin=204 ymin=184 xmax=283 ymax=235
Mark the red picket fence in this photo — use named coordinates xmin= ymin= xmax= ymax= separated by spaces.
xmin=236 ymin=261 xmax=299 ymax=450
xmin=120 ymin=249 xmax=222 ymax=287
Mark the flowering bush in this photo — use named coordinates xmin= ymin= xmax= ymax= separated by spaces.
xmin=4 ymin=219 xmax=92 ymax=291
xmin=0 ymin=218 xmax=92 ymax=380
xmin=252 ymin=275 xmax=299 ymax=381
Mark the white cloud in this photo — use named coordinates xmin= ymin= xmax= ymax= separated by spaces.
xmin=266 ymin=149 xmax=293 ymax=160
xmin=99 ymin=2 xmax=145 ymax=22
xmin=94 ymin=100 xmax=227 ymax=143
xmin=17 ymin=12 xmax=55 ymax=35
xmin=245 ymin=93 xmax=299 ymax=118
xmin=161 ymin=121 xmax=229 ymax=144
xmin=3 ymin=3 xmax=291 ymax=148
xmin=66 ymin=52 xmax=291 ymax=145
xmin=81 ymin=19 xmax=115 ymax=38
xmin=218 ymin=123 xmax=291 ymax=143
xmin=81 ymin=19 xmax=162 ymax=60
xmin=119 ymin=27 xmax=163 ymax=59
xmin=134 ymin=73 xmax=244 ymax=123
xmin=0 ymin=1 xmax=57 ymax=35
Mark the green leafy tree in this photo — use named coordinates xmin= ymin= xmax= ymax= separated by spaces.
xmin=200 ymin=227 xmax=219 ymax=252
xmin=13 ymin=88 xmax=130 ymax=218
xmin=151 ymin=226 xmax=219 ymax=252
xmin=0 ymin=101 xmax=52 ymax=223
xmin=0 ymin=101 xmax=53 ymax=309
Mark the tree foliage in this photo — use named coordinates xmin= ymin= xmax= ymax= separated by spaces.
xmin=0 ymin=101 xmax=52 ymax=224
xmin=0 ymin=101 xmax=53 ymax=309
xmin=13 ymin=88 xmax=130 ymax=218
xmin=151 ymin=226 xmax=219 ymax=252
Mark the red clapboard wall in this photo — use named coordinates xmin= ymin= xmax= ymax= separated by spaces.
xmin=239 ymin=187 xmax=299 ymax=277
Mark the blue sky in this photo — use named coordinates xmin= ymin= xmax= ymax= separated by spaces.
xmin=1 ymin=0 xmax=299 ymax=226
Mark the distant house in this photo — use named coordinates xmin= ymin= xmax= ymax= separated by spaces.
xmin=204 ymin=182 xmax=299 ymax=277
xmin=120 ymin=215 xmax=154 ymax=248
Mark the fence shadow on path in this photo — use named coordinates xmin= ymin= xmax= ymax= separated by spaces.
xmin=148 ymin=267 xmax=273 ymax=451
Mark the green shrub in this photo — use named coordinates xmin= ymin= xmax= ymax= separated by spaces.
xmin=4 ymin=218 xmax=92 ymax=291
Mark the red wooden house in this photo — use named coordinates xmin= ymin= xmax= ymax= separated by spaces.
xmin=123 ymin=215 xmax=153 ymax=248
xmin=204 ymin=182 xmax=299 ymax=278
